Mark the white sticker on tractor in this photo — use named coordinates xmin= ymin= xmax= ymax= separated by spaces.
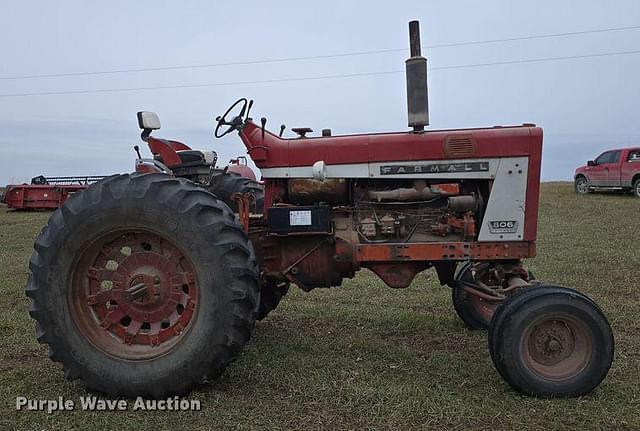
xmin=289 ymin=210 xmax=312 ymax=226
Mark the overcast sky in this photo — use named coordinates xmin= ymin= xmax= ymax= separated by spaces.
xmin=1 ymin=0 xmax=639 ymax=184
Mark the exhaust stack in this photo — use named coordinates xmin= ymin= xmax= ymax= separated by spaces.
xmin=406 ymin=20 xmax=429 ymax=131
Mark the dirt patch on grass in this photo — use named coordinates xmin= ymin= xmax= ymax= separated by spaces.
xmin=0 ymin=347 xmax=44 ymax=372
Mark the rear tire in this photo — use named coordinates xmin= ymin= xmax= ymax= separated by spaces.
xmin=26 ymin=173 xmax=260 ymax=398
xmin=488 ymin=285 xmax=613 ymax=397
xmin=209 ymin=172 xmax=264 ymax=214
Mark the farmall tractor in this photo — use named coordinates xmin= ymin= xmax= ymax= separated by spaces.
xmin=27 ymin=22 xmax=613 ymax=399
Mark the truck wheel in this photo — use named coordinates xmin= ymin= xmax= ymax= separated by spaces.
xmin=574 ymin=176 xmax=591 ymax=194
xmin=257 ymin=281 xmax=289 ymax=321
xmin=26 ymin=173 xmax=260 ymax=398
xmin=209 ymin=172 xmax=264 ymax=214
xmin=488 ymin=285 xmax=613 ymax=398
xmin=451 ymin=262 xmax=495 ymax=330
xmin=633 ymin=178 xmax=640 ymax=198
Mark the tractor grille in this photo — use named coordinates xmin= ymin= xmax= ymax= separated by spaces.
xmin=443 ymin=135 xmax=476 ymax=158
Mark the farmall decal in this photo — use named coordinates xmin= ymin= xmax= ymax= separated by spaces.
xmin=380 ymin=162 xmax=489 ymax=175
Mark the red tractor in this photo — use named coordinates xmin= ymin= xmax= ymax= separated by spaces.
xmin=26 ymin=22 xmax=613 ymax=399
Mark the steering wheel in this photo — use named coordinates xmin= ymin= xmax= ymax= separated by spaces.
xmin=215 ymin=98 xmax=250 ymax=138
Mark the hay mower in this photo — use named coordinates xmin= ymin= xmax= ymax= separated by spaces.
xmin=2 ymin=175 xmax=105 ymax=210
xmin=27 ymin=21 xmax=613 ymax=399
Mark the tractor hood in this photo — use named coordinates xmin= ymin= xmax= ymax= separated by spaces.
xmin=238 ymin=119 xmax=543 ymax=173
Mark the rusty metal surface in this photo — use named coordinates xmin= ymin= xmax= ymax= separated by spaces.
xmin=69 ymin=229 xmax=198 ymax=360
xmin=232 ymin=192 xmax=255 ymax=233
xmin=365 ymin=262 xmax=429 ymax=288
xmin=431 ymin=213 xmax=476 ymax=240
xmin=367 ymin=182 xmax=459 ymax=202
xmin=522 ymin=316 xmax=593 ymax=381
xmin=258 ymin=236 xmax=357 ymax=291
xmin=356 ymin=241 xmax=535 ymax=262
xmin=455 ymin=261 xmax=533 ymax=325
xmin=288 ymin=179 xmax=348 ymax=205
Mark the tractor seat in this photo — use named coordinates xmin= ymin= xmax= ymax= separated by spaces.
xmin=154 ymin=150 xmax=204 ymax=166
xmin=154 ymin=150 xmax=209 ymax=166
xmin=176 ymin=150 xmax=206 ymax=165
xmin=176 ymin=150 xmax=217 ymax=167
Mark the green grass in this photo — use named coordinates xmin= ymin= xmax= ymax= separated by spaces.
xmin=1 ymin=183 xmax=639 ymax=430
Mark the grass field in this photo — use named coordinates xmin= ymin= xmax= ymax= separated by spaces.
xmin=1 ymin=183 xmax=639 ymax=430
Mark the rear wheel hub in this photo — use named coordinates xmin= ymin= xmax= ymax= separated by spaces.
xmin=71 ymin=230 xmax=199 ymax=360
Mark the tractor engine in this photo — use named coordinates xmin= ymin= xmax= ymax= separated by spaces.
xmin=286 ymin=177 xmax=479 ymax=243
xmin=353 ymin=180 xmax=478 ymax=243
xmin=250 ymin=166 xmax=505 ymax=290
xmin=252 ymin=176 xmax=489 ymax=290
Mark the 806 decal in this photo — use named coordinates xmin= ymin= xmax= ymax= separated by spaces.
xmin=488 ymin=220 xmax=518 ymax=234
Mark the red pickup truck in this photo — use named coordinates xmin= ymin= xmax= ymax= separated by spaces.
xmin=574 ymin=147 xmax=640 ymax=197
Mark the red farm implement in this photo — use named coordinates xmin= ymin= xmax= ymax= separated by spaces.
xmin=2 ymin=176 xmax=105 ymax=210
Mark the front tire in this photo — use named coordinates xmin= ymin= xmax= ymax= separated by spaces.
xmin=488 ymin=285 xmax=613 ymax=397
xmin=26 ymin=173 xmax=260 ymax=398
xmin=633 ymin=178 xmax=640 ymax=198
xmin=451 ymin=263 xmax=495 ymax=330
xmin=574 ymin=176 xmax=591 ymax=194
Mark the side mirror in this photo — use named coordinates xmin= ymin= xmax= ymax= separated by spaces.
xmin=137 ymin=111 xmax=161 ymax=130
xmin=587 ymin=160 xmax=595 ymax=167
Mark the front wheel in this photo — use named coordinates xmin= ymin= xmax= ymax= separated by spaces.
xmin=26 ymin=173 xmax=260 ymax=397
xmin=633 ymin=178 xmax=640 ymax=198
xmin=488 ymin=285 xmax=613 ymax=397
xmin=451 ymin=263 xmax=496 ymax=330
xmin=574 ymin=176 xmax=591 ymax=194
xmin=451 ymin=262 xmax=533 ymax=330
